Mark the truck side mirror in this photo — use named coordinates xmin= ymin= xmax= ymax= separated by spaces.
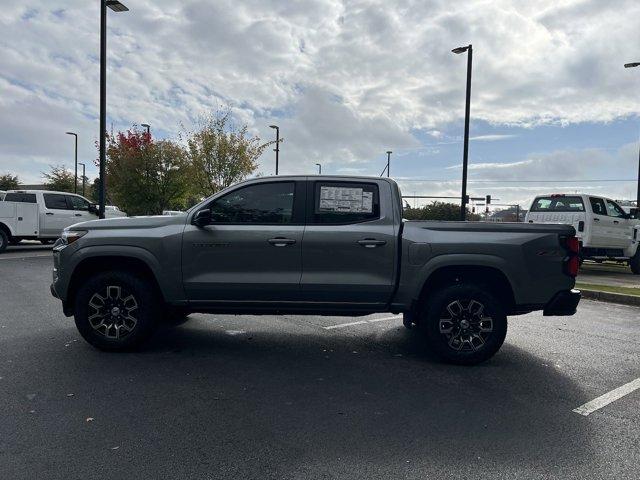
xmin=192 ymin=208 xmax=212 ymax=227
xmin=629 ymin=208 xmax=639 ymax=220
xmin=88 ymin=204 xmax=99 ymax=214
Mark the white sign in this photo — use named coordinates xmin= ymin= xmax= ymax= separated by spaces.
xmin=318 ymin=186 xmax=373 ymax=213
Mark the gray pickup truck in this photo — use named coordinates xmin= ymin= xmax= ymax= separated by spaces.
xmin=51 ymin=176 xmax=580 ymax=364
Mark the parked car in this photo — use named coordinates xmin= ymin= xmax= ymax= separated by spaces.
xmin=50 ymin=176 xmax=580 ymax=364
xmin=104 ymin=205 xmax=127 ymax=218
xmin=0 ymin=191 xmax=6 ymax=201
xmin=525 ymin=194 xmax=640 ymax=273
xmin=0 ymin=190 xmax=124 ymax=251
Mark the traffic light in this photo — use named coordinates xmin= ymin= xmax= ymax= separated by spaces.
xmin=485 ymin=195 xmax=491 ymax=214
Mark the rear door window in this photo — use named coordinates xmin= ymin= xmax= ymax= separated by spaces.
xmin=4 ymin=193 xmax=37 ymax=203
xmin=589 ymin=197 xmax=607 ymax=216
xmin=530 ymin=196 xmax=585 ymax=212
xmin=309 ymin=182 xmax=380 ymax=224
xmin=44 ymin=193 xmax=71 ymax=210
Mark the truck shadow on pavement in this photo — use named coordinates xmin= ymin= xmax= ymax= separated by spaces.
xmin=125 ymin=316 xmax=593 ymax=476
xmin=3 ymin=316 xmax=595 ymax=479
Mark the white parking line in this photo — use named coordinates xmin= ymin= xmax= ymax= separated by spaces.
xmin=573 ymin=377 xmax=640 ymax=416
xmin=323 ymin=316 xmax=401 ymax=330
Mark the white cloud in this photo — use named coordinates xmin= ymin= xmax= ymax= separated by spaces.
xmin=1 ymin=0 xmax=640 ymax=184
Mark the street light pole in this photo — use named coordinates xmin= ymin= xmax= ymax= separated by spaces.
xmin=453 ymin=44 xmax=473 ymax=221
xmin=315 ymin=163 xmax=322 ymax=174
xmin=78 ymin=162 xmax=86 ymax=197
xmin=100 ymin=0 xmax=129 ymax=219
xmin=65 ymin=132 xmax=78 ymax=193
xmin=625 ymin=62 xmax=640 ymax=209
xmin=269 ymin=125 xmax=280 ymax=175
xmin=386 ymin=151 xmax=392 ymax=178
xmin=141 ymin=123 xmax=151 ymax=137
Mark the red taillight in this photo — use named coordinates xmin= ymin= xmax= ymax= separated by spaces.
xmin=563 ymin=236 xmax=580 ymax=277
xmin=566 ymin=255 xmax=580 ymax=277
xmin=565 ymin=236 xmax=580 ymax=255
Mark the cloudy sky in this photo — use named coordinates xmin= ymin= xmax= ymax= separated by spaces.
xmin=1 ymin=0 xmax=639 ymax=208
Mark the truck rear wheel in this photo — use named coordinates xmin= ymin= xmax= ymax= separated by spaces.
xmin=420 ymin=284 xmax=507 ymax=365
xmin=74 ymin=271 xmax=160 ymax=351
xmin=630 ymin=249 xmax=640 ymax=275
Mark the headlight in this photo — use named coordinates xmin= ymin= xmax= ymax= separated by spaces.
xmin=61 ymin=229 xmax=88 ymax=245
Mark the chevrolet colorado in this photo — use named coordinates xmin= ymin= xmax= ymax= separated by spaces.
xmin=51 ymin=176 xmax=580 ymax=364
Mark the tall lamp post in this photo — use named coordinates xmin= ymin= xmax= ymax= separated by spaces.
xmin=141 ymin=123 xmax=151 ymax=137
xmin=386 ymin=150 xmax=392 ymax=177
xmin=315 ymin=163 xmax=322 ymax=174
xmin=625 ymin=61 xmax=640 ymax=209
xmin=100 ymin=0 xmax=129 ymax=219
xmin=269 ymin=125 xmax=280 ymax=175
xmin=65 ymin=131 xmax=78 ymax=193
xmin=78 ymin=162 xmax=86 ymax=197
xmin=452 ymin=44 xmax=473 ymax=221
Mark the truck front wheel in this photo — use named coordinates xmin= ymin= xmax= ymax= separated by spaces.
xmin=74 ymin=271 xmax=160 ymax=351
xmin=420 ymin=284 xmax=507 ymax=365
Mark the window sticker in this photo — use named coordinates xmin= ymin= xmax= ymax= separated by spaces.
xmin=318 ymin=186 xmax=373 ymax=213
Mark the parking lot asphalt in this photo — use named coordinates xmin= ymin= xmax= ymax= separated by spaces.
xmin=1 ymin=253 xmax=639 ymax=479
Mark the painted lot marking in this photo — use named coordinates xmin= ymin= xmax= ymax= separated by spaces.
xmin=573 ymin=377 xmax=640 ymax=416
xmin=323 ymin=316 xmax=401 ymax=330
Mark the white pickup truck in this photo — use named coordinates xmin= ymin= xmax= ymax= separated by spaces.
xmin=0 ymin=190 xmax=125 ymax=252
xmin=525 ymin=193 xmax=640 ymax=273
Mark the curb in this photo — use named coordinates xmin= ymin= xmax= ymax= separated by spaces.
xmin=580 ymin=289 xmax=640 ymax=307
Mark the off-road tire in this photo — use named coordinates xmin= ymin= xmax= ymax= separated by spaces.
xmin=630 ymin=249 xmax=640 ymax=275
xmin=419 ymin=284 xmax=508 ymax=365
xmin=74 ymin=271 xmax=160 ymax=351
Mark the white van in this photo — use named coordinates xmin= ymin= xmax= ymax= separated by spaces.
xmin=525 ymin=194 xmax=640 ymax=274
xmin=0 ymin=190 xmax=125 ymax=252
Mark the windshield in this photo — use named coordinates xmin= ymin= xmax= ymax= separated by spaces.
xmin=530 ymin=196 xmax=585 ymax=212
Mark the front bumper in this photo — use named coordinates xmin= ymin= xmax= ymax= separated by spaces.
xmin=543 ymin=289 xmax=581 ymax=316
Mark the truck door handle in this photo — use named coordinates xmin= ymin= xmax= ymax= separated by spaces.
xmin=593 ymin=218 xmax=599 ymax=222
xmin=613 ymin=220 xmax=619 ymax=224
xmin=357 ymin=239 xmax=387 ymax=248
xmin=268 ymin=237 xmax=296 ymax=247
xmin=46 ymin=212 xmax=54 ymax=216
xmin=74 ymin=214 xmax=82 ymax=217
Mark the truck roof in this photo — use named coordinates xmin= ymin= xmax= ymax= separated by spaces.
xmin=7 ymin=189 xmax=87 ymax=197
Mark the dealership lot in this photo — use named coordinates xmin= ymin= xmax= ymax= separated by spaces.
xmin=1 ymin=252 xmax=639 ymax=479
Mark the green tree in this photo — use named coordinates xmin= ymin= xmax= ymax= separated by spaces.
xmin=106 ymin=129 xmax=192 ymax=215
xmin=403 ymin=201 xmax=481 ymax=221
xmin=0 ymin=173 xmax=19 ymax=190
xmin=183 ymin=109 xmax=271 ymax=197
xmin=43 ymin=165 xmax=76 ymax=193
